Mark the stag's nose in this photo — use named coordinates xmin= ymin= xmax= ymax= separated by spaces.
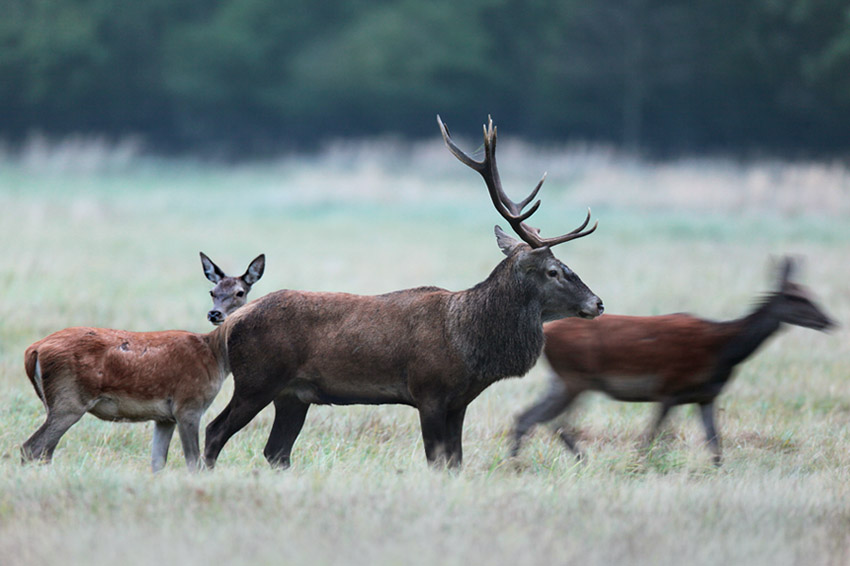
xmin=207 ymin=310 xmax=224 ymax=325
xmin=580 ymin=298 xmax=604 ymax=319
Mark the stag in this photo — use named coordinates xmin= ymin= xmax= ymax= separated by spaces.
xmin=511 ymin=258 xmax=836 ymax=465
xmin=202 ymin=116 xmax=603 ymax=470
xmin=21 ymin=253 xmax=265 ymax=471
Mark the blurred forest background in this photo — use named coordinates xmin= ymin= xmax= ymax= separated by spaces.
xmin=2 ymin=0 xmax=850 ymax=157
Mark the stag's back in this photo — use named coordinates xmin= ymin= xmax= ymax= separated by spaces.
xmin=225 ymin=288 xmax=468 ymax=404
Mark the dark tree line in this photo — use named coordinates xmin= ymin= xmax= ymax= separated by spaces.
xmin=1 ymin=0 xmax=849 ymax=155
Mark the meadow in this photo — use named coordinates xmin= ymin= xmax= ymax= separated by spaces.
xmin=1 ymin=136 xmax=849 ymax=565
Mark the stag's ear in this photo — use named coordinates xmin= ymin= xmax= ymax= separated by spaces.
xmin=494 ymin=225 xmax=522 ymax=256
xmin=200 ymin=252 xmax=225 ymax=284
xmin=242 ymin=254 xmax=266 ymax=286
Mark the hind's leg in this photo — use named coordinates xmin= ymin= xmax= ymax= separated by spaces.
xmin=643 ymin=400 xmax=675 ymax=449
xmin=176 ymin=410 xmax=204 ymax=472
xmin=151 ymin=421 xmax=176 ymax=473
xmin=21 ymin=408 xmax=86 ymax=463
xmin=698 ymin=402 xmax=722 ymax=466
xmin=511 ymin=378 xmax=579 ymax=458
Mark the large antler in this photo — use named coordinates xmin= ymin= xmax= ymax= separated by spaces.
xmin=437 ymin=115 xmax=597 ymax=248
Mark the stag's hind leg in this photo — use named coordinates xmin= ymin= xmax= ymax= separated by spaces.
xmin=204 ymin=392 xmax=275 ymax=469
xmin=511 ymin=377 xmax=579 ymax=458
xmin=263 ymin=395 xmax=310 ymax=469
xmin=444 ymin=406 xmax=467 ymax=469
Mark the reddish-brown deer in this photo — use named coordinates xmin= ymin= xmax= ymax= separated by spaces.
xmin=511 ymin=258 xmax=836 ymax=465
xmin=202 ymin=116 xmax=603 ymax=470
xmin=21 ymin=253 xmax=265 ymax=472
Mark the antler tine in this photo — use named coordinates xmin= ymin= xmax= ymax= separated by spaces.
xmin=439 ymin=115 xmax=543 ymax=243
xmin=437 ymin=114 xmax=485 ymax=172
xmin=438 ymin=115 xmax=597 ymax=248
xmin=523 ymin=208 xmax=598 ymax=248
xmin=518 ymin=173 xmax=546 ymax=211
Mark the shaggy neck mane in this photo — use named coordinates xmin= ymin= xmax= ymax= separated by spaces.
xmin=448 ymin=255 xmax=545 ymax=382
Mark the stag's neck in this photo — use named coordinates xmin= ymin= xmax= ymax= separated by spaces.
xmin=720 ymin=297 xmax=784 ymax=368
xmin=449 ymin=260 xmax=545 ymax=382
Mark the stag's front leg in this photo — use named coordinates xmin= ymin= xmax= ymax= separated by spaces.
xmin=418 ymin=401 xmax=450 ymax=468
xmin=263 ymin=395 xmax=311 ymax=469
xmin=444 ymin=406 xmax=467 ymax=469
xmin=151 ymin=421 xmax=176 ymax=472
xmin=699 ymin=401 xmax=722 ymax=466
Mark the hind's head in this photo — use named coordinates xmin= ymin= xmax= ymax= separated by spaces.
xmin=201 ymin=252 xmax=265 ymax=326
xmin=770 ymin=257 xmax=836 ymax=331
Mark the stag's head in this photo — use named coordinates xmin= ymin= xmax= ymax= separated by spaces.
xmin=200 ymin=252 xmax=265 ymax=325
xmin=438 ymin=115 xmax=603 ymax=322
xmin=769 ymin=257 xmax=836 ymax=331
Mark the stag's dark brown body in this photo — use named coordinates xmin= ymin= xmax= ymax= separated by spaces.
xmin=206 ymin=241 xmax=600 ymax=469
xmin=228 ymin=284 xmax=544 ymax=408
xmin=203 ymin=117 xmax=603 ymax=469
xmin=511 ymin=258 xmax=835 ymax=465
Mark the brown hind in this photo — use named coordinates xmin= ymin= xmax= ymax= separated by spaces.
xmin=511 ymin=258 xmax=836 ymax=465
xmin=21 ymin=253 xmax=264 ymax=471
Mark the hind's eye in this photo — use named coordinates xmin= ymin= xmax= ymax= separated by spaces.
xmin=236 ymin=291 xmax=245 ymax=297
xmin=209 ymin=291 xmax=214 ymax=297
xmin=547 ymin=270 xmax=558 ymax=278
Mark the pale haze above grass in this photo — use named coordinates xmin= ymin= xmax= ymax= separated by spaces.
xmin=0 ymin=138 xmax=848 ymax=566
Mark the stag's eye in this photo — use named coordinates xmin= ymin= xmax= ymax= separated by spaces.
xmin=236 ymin=291 xmax=245 ymax=297
xmin=209 ymin=290 xmax=214 ymax=297
xmin=547 ymin=269 xmax=559 ymax=278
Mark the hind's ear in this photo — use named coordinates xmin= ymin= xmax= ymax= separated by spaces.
xmin=243 ymin=254 xmax=265 ymax=286
xmin=200 ymin=252 xmax=225 ymax=284
xmin=494 ymin=225 xmax=522 ymax=256
xmin=776 ymin=256 xmax=798 ymax=289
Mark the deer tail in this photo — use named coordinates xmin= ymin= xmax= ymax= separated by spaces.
xmin=24 ymin=345 xmax=47 ymax=410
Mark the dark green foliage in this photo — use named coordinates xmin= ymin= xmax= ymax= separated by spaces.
xmin=1 ymin=0 xmax=849 ymax=155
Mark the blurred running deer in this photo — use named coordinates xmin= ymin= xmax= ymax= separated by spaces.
xmin=202 ymin=116 xmax=603 ymax=471
xmin=21 ymin=253 xmax=265 ymax=472
xmin=511 ymin=258 xmax=836 ymax=465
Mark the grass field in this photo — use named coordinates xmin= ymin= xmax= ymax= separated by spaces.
xmin=1 ymin=137 xmax=849 ymax=565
